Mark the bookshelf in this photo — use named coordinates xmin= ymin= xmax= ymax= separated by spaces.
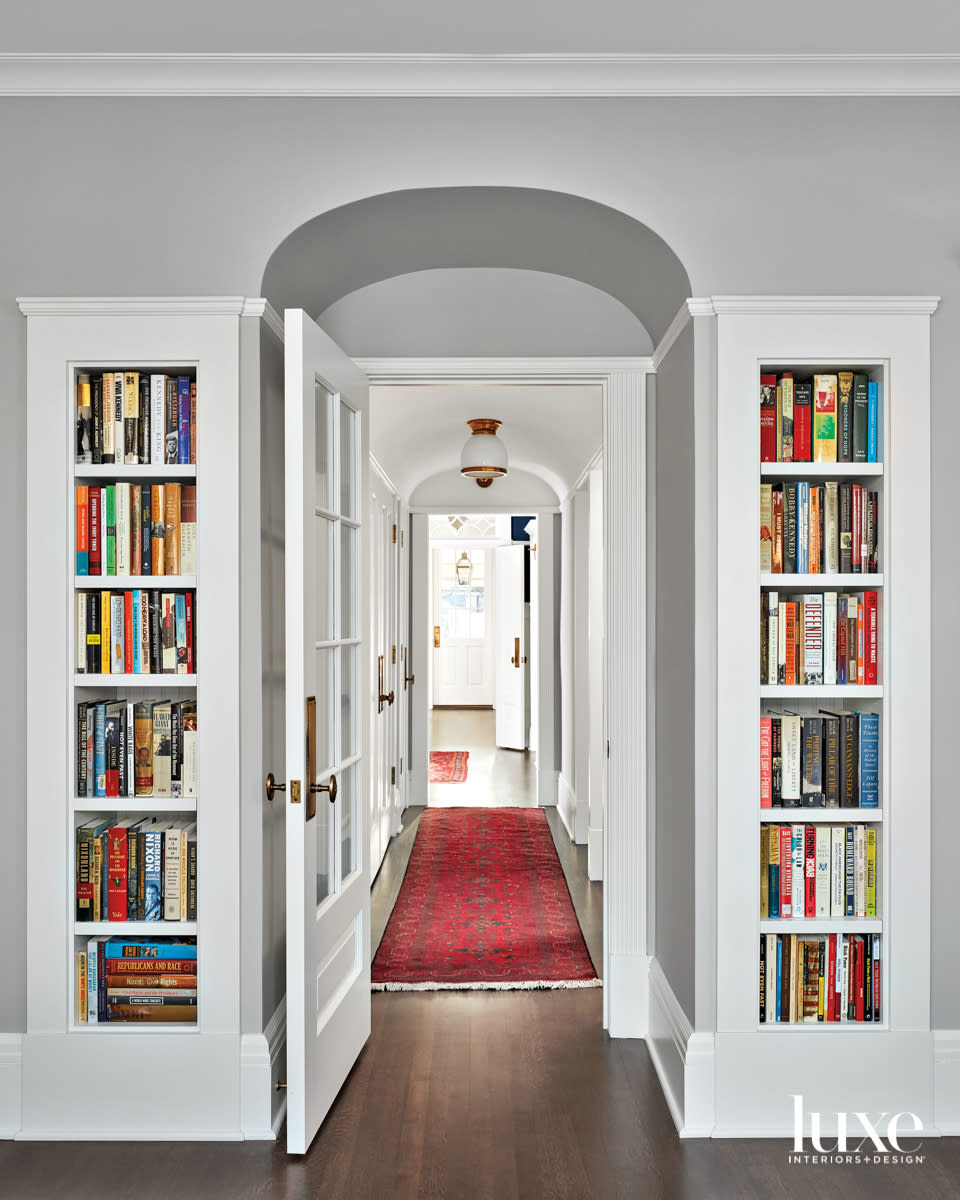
xmin=715 ymin=299 xmax=937 ymax=1134
xmin=21 ymin=300 xmax=242 ymax=1137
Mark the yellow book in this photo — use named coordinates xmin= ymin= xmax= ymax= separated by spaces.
xmin=123 ymin=371 xmax=139 ymax=464
xmin=865 ymin=827 xmax=877 ymax=918
xmin=760 ymin=828 xmax=770 ymax=918
xmin=101 ymin=591 xmax=111 ymax=674
xmin=77 ymin=951 xmax=88 ymax=1023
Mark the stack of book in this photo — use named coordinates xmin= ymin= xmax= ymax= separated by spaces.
xmin=760 ymin=371 xmax=880 ymax=463
xmin=760 ymin=590 xmax=879 ymax=686
xmin=759 ymin=933 xmax=880 ymax=1024
xmin=75 ymin=372 xmax=196 ymax=466
xmin=760 ymin=822 xmax=878 ymax=918
xmin=77 ymin=589 xmax=196 ymax=675
xmin=76 ymin=936 xmax=197 ymax=1023
xmin=76 ymin=482 xmax=196 ymax=577
xmin=76 ymin=818 xmax=197 ymax=925
xmin=77 ymin=698 xmax=197 ymax=799
xmin=760 ymin=711 xmax=878 ymax=808
xmin=761 ymin=480 xmax=879 ymax=575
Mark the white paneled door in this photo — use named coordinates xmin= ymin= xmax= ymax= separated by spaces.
xmin=431 ymin=546 xmax=494 ymax=706
xmin=284 ymin=310 xmax=370 ymax=1155
xmin=494 ymin=544 xmax=530 ymax=749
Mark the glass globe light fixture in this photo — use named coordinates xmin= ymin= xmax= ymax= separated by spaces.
xmin=460 ymin=418 xmax=508 ymax=488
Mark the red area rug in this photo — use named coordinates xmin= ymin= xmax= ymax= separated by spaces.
xmin=429 ymin=750 xmax=469 ymax=783
xmin=372 ymin=808 xmax=599 ymax=990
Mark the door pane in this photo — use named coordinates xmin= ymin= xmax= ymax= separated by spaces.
xmin=314 ymin=516 xmax=335 ymax=642
xmin=315 ymin=788 xmax=332 ymax=906
xmin=314 ymin=383 xmax=333 ymax=512
xmin=340 ymin=760 xmax=360 ymax=878
xmin=315 ymin=647 xmax=335 ymax=772
xmin=341 ymin=524 xmax=358 ymax=639
xmin=341 ymin=643 xmax=359 ymax=760
xmin=339 ymin=399 xmax=358 ymax=520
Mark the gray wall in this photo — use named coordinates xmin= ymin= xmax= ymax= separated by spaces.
xmin=2 ymin=95 xmax=959 ymax=1031
xmin=652 ymin=322 xmax=697 ymax=1022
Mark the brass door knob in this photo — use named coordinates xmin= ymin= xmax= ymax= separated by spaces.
xmin=265 ymin=772 xmax=285 ymax=803
xmin=311 ymin=774 xmax=338 ymax=803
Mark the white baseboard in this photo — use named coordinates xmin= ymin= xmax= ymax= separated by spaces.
xmin=935 ymin=1030 xmax=960 ymax=1134
xmin=0 ymin=1034 xmax=22 ymax=1139
xmin=606 ymin=952 xmax=649 ymax=1038
xmin=557 ymin=774 xmax=576 ymax=839
xmin=538 ymin=767 xmax=559 ymax=809
xmin=587 ymin=826 xmax=603 ymax=881
xmin=240 ymin=996 xmax=287 ymax=1140
xmin=646 ymin=958 xmax=715 ymax=1137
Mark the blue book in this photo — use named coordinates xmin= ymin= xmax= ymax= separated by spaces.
xmin=845 ymin=826 xmax=855 ymax=916
xmin=857 ymin=712 xmax=880 ymax=807
xmin=132 ymin=590 xmax=141 ymax=675
xmin=177 ymin=376 xmax=191 ymax=464
xmin=93 ymin=701 xmax=107 ymax=797
xmin=175 ymin=593 xmax=187 ymax=673
xmin=142 ymin=827 xmax=166 ymax=921
xmin=104 ymin=937 xmax=197 ymax=959
xmin=769 ymin=860 xmax=779 ymax=918
xmin=776 ymin=939 xmax=782 ymax=1021
xmin=867 ymin=380 xmax=879 ymax=462
xmin=797 ymin=482 xmax=808 ymax=573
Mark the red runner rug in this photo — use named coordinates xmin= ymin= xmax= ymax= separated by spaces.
xmin=372 ymin=808 xmax=599 ymax=990
xmin=429 ymin=750 xmax=469 ymax=783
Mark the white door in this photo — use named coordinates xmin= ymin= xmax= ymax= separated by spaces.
xmin=494 ymin=544 xmax=530 ymax=749
xmin=369 ymin=472 xmax=397 ymax=876
xmin=284 ymin=309 xmax=370 ymax=1155
xmin=432 ymin=546 xmax=494 ymax=706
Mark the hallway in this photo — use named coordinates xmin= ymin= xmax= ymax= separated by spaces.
xmin=428 ymin=706 xmax=537 ymax=808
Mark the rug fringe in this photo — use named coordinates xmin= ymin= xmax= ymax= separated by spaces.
xmin=372 ymin=978 xmax=602 ymax=992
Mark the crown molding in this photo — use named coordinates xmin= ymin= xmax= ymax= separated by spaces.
xmin=17 ymin=296 xmax=248 ymax=316
xmin=356 ymin=356 xmax=653 ymax=384
xmin=1 ymin=53 xmax=959 ymax=97
xmin=242 ymin=298 xmax=285 ymax=341
xmin=651 ymin=298 xmax=716 ymax=369
xmin=709 ymin=295 xmax=941 ymax=315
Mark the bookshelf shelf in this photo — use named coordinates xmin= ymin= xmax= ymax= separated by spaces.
xmin=761 ymin=808 xmax=882 ymax=822
xmin=75 ymin=575 xmax=197 ymax=589
xmin=759 ymin=919 xmax=882 ymax=935
xmin=760 ymin=462 xmax=883 ymax=478
xmin=72 ymin=797 xmax=198 ymax=813
xmin=76 ymin=921 xmax=198 ymax=936
xmin=75 ymin=464 xmax=197 ymax=480
xmin=760 ymin=684 xmax=882 ymax=699
xmin=75 ymin=674 xmax=197 ymax=686
xmin=760 ymin=573 xmax=883 ymax=589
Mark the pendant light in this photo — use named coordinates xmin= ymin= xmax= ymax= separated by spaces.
xmin=460 ymin=419 xmax=508 ymax=488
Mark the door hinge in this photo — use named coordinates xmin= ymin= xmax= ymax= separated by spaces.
xmin=392 ymin=524 xmax=397 ymax=543
xmin=392 ymin=645 xmax=397 ymax=664
xmin=391 ymin=766 xmax=396 ymax=786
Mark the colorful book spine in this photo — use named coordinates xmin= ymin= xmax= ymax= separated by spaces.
xmin=867 ymin=380 xmax=879 ymax=462
xmin=760 ymin=375 xmax=777 ymax=462
xmin=177 ymin=376 xmax=191 ymax=464
xmin=858 ymin=712 xmax=880 ymax=807
xmin=813 ymin=374 xmax=838 ymax=463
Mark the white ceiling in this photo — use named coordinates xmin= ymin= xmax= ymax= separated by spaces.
xmin=370 ymin=383 xmax=602 ymax=503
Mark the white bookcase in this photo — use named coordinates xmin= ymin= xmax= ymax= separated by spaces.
xmin=20 ymin=299 xmax=243 ymax=1138
xmin=714 ymin=299 xmax=938 ymax=1135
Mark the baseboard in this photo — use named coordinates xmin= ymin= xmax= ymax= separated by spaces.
xmin=935 ymin=1030 xmax=960 ymax=1134
xmin=606 ymin=952 xmax=649 ymax=1039
xmin=0 ymin=1034 xmax=22 ymax=1139
xmin=587 ymin=825 xmax=603 ymax=881
xmin=557 ymin=773 xmax=576 ymax=839
xmin=538 ymin=767 xmax=559 ymax=809
xmin=646 ymin=958 xmax=715 ymax=1138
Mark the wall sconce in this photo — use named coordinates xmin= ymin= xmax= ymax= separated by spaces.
xmin=455 ymin=551 xmax=473 ymax=586
xmin=460 ymin=418 xmax=508 ymax=488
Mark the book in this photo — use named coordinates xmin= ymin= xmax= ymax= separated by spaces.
xmin=165 ymin=377 xmax=179 ymax=464
xmin=134 ymin=701 xmax=154 ymax=795
xmin=164 ymin=482 xmax=181 ymax=576
xmin=857 ymin=711 xmax=880 ymax=807
xmin=760 ymin=484 xmax=772 ymax=574
xmin=104 ymin=937 xmax=197 ymax=959
xmin=178 ymin=376 xmax=191 ymax=464
xmin=182 ymin=702 xmax=198 ymax=798
xmin=801 ymin=716 xmax=824 ymax=807
xmin=153 ymin=703 xmax=172 ymax=796
xmin=852 ymin=373 xmax=869 ymax=462
xmin=180 ymin=484 xmax=197 ymax=575
xmin=150 ymin=484 xmax=166 ymax=576
xmin=793 ymin=378 xmax=812 ymax=461
xmin=760 ymin=717 xmax=772 ymax=808
xmin=123 ymin=372 xmax=139 ymax=464
xmin=815 ymin=827 xmax=830 ymax=918
xmin=190 ymin=380 xmax=197 ymax=464
xmin=163 ymin=825 xmax=185 ymax=921
xmin=780 ymin=373 xmax=794 ymax=462
xmin=837 ymin=371 xmax=853 ymax=462
xmin=88 ymin=486 xmax=102 ymax=575
xmin=801 ymin=593 xmax=823 ymax=685
xmin=813 ymin=374 xmax=837 ymax=462
xmin=780 ymin=715 xmax=801 ymax=806
xmin=867 ymin=380 xmax=879 ymax=462
xmin=76 ymin=373 xmax=93 ymax=463
xmin=760 ymin=375 xmax=777 ymax=462
xmin=151 ymin=375 xmax=166 ymax=465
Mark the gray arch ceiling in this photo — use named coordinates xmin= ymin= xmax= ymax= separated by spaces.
xmin=261 ymin=187 xmax=690 ymax=347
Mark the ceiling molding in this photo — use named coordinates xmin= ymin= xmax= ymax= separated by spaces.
xmin=358 ymin=356 xmax=653 ymax=385
xmin=709 ymin=295 xmax=941 ymax=315
xmin=17 ymin=296 xmax=248 ymax=316
xmin=2 ymin=53 xmax=959 ymax=97
xmin=242 ymin=298 xmax=285 ymax=340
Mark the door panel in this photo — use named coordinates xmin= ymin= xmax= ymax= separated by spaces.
xmin=495 ymin=544 xmax=529 ymax=749
xmin=284 ymin=309 xmax=370 ymax=1155
xmin=432 ymin=547 xmax=494 ymax=706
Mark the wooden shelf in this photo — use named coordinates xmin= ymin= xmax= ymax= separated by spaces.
xmin=75 ymin=575 xmax=196 ymax=589
xmin=760 ymin=808 xmax=882 ymax=822
xmin=74 ymin=464 xmax=196 ymax=479
xmin=760 ymin=462 xmax=882 ymax=477
xmin=761 ymin=573 xmax=883 ymax=589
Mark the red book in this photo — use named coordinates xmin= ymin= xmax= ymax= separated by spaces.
xmin=793 ymin=378 xmax=813 ymax=462
xmin=88 ymin=487 xmax=101 ymax=575
xmin=760 ymin=374 xmax=778 ymax=462
xmin=760 ymin=718 xmax=772 ymax=808
xmin=804 ymin=825 xmax=816 ymax=918
xmin=779 ymin=826 xmax=793 ymax=918
xmin=124 ymin=592 xmax=134 ymax=674
xmin=107 ymin=824 xmax=129 ymax=921
xmin=783 ymin=602 xmax=797 ymax=686
xmin=825 ymin=934 xmax=836 ymax=1022
xmin=185 ymin=592 xmax=194 ymax=673
xmin=855 ymin=937 xmax=865 ymax=1022
xmin=864 ymin=591 xmax=879 ymax=685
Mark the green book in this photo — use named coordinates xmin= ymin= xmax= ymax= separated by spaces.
xmin=105 ymin=484 xmax=116 ymax=576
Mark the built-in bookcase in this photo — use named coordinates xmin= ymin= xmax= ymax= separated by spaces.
xmin=21 ymin=300 xmax=242 ymax=1137
xmin=715 ymin=299 xmax=937 ymax=1134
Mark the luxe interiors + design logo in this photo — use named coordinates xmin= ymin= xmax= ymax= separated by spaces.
xmin=788 ymin=1095 xmax=925 ymax=1166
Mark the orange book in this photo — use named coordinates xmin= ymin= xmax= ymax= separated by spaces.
xmin=150 ymin=485 xmax=166 ymax=576
xmin=163 ymin=483 xmax=181 ymax=576
xmin=784 ymin=602 xmax=797 ymax=686
xmin=809 ymin=486 xmax=821 ymax=574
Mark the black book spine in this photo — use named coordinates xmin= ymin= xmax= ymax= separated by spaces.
xmin=821 ymin=715 xmax=840 ymax=808
xmin=127 ymin=825 xmax=139 ymax=920
xmin=141 ymin=485 xmax=152 ymax=576
xmin=87 ymin=591 xmax=100 ymax=675
xmin=139 ymin=375 xmax=151 ymax=465
xmin=840 ymin=713 xmax=860 ymax=807
xmin=801 ymin=716 xmax=824 ymax=807
xmin=171 ymin=702 xmax=181 ymax=796
xmin=118 ymin=707 xmax=127 ymax=798
xmin=759 ymin=935 xmax=766 ymax=1023
xmin=91 ymin=375 xmax=103 ymax=464
xmin=771 ymin=717 xmax=782 ymax=804
xmin=149 ymin=590 xmax=162 ymax=675
xmin=77 ymin=702 xmax=88 ymax=797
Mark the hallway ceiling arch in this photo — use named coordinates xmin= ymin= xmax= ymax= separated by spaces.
xmin=261 ymin=186 xmax=690 ymax=355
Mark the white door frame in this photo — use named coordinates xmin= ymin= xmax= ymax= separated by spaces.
xmin=358 ymin=356 xmax=652 ymax=1037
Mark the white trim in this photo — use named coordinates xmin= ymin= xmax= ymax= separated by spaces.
xmin=243 ymin=298 xmax=285 ymax=342
xmin=240 ymin=997 xmax=287 ymax=1141
xmin=411 ymin=503 xmax=561 ymax=515
xmin=567 ymin=447 xmax=603 ymax=502
xmin=359 ymin=356 xmax=653 ymax=384
xmin=557 ymin=773 xmax=577 ymax=840
xmin=651 ymin=300 xmax=696 ymax=370
xmin=0 ymin=1034 xmax=22 ymax=1139
xmin=16 ymin=296 xmax=248 ymax=316
xmin=2 ymin=54 xmax=960 ymax=97
xmin=935 ymin=1030 xmax=960 ymax=1135
xmin=606 ymin=953 xmax=649 ymax=1038
xmin=646 ymin=959 xmax=715 ymax=1138
xmin=370 ymin=453 xmax=401 ymax=498
xmin=709 ymin=295 xmax=940 ymax=315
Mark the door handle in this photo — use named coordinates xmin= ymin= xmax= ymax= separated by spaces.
xmin=434 ymin=625 xmax=441 ymax=648
xmin=403 ymin=646 xmax=415 ymax=689
xmin=510 ymin=637 xmax=528 ymax=667
xmin=378 ymin=654 xmax=395 ymax=712
xmin=311 ymin=774 xmax=337 ymax=803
